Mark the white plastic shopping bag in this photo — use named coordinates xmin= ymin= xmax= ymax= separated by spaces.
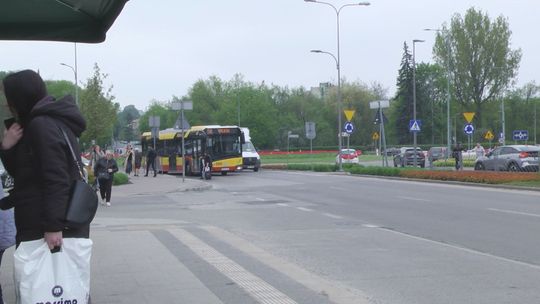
xmin=14 ymin=238 xmax=93 ymax=304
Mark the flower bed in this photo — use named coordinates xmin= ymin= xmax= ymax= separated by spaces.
xmin=400 ymin=170 xmax=540 ymax=184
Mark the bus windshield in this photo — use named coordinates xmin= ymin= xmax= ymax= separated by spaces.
xmin=210 ymin=134 xmax=241 ymax=159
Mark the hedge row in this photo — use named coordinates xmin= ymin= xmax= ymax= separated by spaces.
xmin=267 ymin=164 xmax=540 ymax=185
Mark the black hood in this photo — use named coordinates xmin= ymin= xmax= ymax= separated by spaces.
xmin=29 ymin=95 xmax=86 ymax=137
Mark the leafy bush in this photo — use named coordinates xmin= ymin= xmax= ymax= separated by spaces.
xmin=287 ymin=163 xmax=337 ymax=172
xmin=433 ymin=159 xmax=475 ymax=167
xmin=113 ymin=172 xmax=129 ymax=185
xmin=347 ymin=166 xmax=401 ymax=176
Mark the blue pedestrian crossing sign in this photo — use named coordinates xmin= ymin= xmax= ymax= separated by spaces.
xmin=464 ymin=123 xmax=474 ymax=135
xmin=409 ymin=120 xmax=422 ymax=132
xmin=344 ymin=122 xmax=355 ymax=134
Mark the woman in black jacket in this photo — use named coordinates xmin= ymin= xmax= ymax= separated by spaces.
xmin=94 ymin=151 xmax=118 ymax=206
xmin=0 ymin=70 xmax=88 ymax=249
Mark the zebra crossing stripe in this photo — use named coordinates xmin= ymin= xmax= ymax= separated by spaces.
xmin=169 ymin=228 xmax=298 ymax=304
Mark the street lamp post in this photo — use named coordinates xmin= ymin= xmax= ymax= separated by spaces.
xmin=305 ymin=0 xmax=370 ymax=172
xmin=60 ymin=43 xmax=78 ymax=107
xmin=425 ymin=28 xmax=451 ymax=157
xmin=60 ymin=62 xmax=78 ymax=107
xmin=412 ymin=39 xmax=424 ymax=167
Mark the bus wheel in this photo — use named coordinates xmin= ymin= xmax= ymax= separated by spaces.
xmin=221 ymin=171 xmax=228 ymax=176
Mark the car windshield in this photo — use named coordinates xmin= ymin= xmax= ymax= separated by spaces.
xmin=242 ymin=142 xmax=256 ymax=152
xmin=341 ymin=149 xmax=356 ymax=155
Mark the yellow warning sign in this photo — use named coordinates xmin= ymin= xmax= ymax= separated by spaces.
xmin=344 ymin=110 xmax=356 ymax=122
xmin=484 ymin=130 xmax=494 ymax=141
xmin=463 ymin=112 xmax=475 ymax=123
xmin=372 ymin=132 xmax=380 ymax=141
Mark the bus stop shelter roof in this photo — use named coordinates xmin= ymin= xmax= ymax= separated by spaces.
xmin=0 ymin=0 xmax=129 ymax=43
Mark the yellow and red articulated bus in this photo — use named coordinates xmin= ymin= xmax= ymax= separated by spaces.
xmin=141 ymin=125 xmax=244 ymax=176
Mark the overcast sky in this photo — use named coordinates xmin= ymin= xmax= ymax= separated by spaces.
xmin=1 ymin=0 xmax=538 ymax=110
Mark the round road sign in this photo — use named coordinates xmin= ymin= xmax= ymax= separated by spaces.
xmin=463 ymin=123 xmax=474 ymax=135
xmin=344 ymin=122 xmax=354 ymax=134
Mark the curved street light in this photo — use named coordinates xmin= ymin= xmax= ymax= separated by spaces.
xmin=412 ymin=39 xmax=425 ymax=167
xmin=305 ymin=0 xmax=370 ymax=172
xmin=60 ymin=43 xmax=79 ymax=107
xmin=60 ymin=62 xmax=78 ymax=107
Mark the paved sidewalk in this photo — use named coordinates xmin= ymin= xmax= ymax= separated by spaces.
xmin=0 ymin=174 xmax=213 ymax=304
xmin=113 ymin=173 xmax=212 ymax=196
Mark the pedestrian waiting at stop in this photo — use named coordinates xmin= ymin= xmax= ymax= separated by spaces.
xmin=134 ymin=148 xmax=142 ymax=176
xmin=145 ymin=146 xmax=157 ymax=177
xmin=200 ymin=152 xmax=212 ymax=180
xmin=94 ymin=151 xmax=119 ymax=207
xmin=124 ymin=145 xmax=134 ymax=176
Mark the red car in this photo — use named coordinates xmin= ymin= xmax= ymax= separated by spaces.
xmin=336 ymin=149 xmax=362 ymax=164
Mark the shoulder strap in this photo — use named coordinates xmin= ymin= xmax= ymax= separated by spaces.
xmin=57 ymin=126 xmax=85 ymax=180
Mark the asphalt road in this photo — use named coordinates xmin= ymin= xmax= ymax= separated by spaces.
xmin=180 ymin=170 xmax=540 ymax=304
xmin=4 ymin=171 xmax=539 ymax=303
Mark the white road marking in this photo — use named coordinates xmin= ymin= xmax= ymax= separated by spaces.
xmin=329 ymin=186 xmax=347 ymax=191
xmin=169 ymin=228 xmax=298 ymax=304
xmin=202 ymin=225 xmax=373 ymax=304
xmin=277 ymin=203 xmax=289 ymax=207
xmin=487 ymin=208 xmax=540 ymax=218
xmin=362 ymin=224 xmax=380 ymax=228
xmin=322 ymin=212 xmax=344 ymax=219
xmin=396 ymin=196 xmax=430 ymax=202
xmin=256 ymin=197 xmax=266 ymax=201
xmin=380 ymin=226 xmax=540 ymax=270
xmin=296 ymin=207 xmax=314 ymax=212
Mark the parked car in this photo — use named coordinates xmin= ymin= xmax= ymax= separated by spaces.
xmin=393 ymin=147 xmax=425 ymax=168
xmin=385 ymin=147 xmax=401 ymax=157
xmin=427 ymin=146 xmax=448 ymax=162
xmin=0 ymin=160 xmax=14 ymax=190
xmin=474 ymin=145 xmax=539 ymax=172
xmin=474 ymin=145 xmax=540 ymax=172
xmin=336 ymin=149 xmax=361 ymax=164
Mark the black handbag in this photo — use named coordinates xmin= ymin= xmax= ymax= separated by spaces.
xmin=59 ymin=127 xmax=98 ymax=228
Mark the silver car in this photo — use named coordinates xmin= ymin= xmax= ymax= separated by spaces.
xmin=474 ymin=145 xmax=539 ymax=172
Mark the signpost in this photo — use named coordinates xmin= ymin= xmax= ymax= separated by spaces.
xmin=484 ymin=130 xmax=494 ymax=148
xmin=460 ymin=113 xmax=475 ymax=149
xmin=171 ymin=100 xmax=193 ymax=182
xmin=512 ymin=130 xmax=529 ymax=141
xmin=370 ymin=100 xmax=390 ymax=166
xmin=287 ymin=131 xmax=299 ymax=164
xmin=148 ymin=116 xmax=160 ymax=150
xmin=305 ymin=122 xmax=316 ymax=155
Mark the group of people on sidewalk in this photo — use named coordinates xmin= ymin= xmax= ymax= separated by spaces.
xmin=121 ymin=145 xmax=158 ymax=177
xmin=89 ymin=144 xmax=160 ymax=206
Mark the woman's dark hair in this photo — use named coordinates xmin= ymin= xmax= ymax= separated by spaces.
xmin=2 ymin=70 xmax=47 ymax=126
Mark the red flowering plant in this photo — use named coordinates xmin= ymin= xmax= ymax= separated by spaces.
xmin=400 ymin=170 xmax=540 ymax=184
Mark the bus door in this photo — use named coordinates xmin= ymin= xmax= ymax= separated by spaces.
xmin=192 ymin=139 xmax=203 ymax=174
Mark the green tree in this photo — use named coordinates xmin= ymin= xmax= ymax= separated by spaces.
xmin=415 ymin=63 xmax=449 ymax=145
xmin=45 ymin=80 xmax=78 ymax=101
xmin=138 ymin=101 xmax=177 ymax=134
xmin=433 ymin=7 xmax=522 ymax=126
xmin=390 ymin=42 xmax=414 ymax=145
xmin=115 ymin=105 xmax=141 ymax=141
xmin=79 ymin=63 xmax=118 ymax=149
